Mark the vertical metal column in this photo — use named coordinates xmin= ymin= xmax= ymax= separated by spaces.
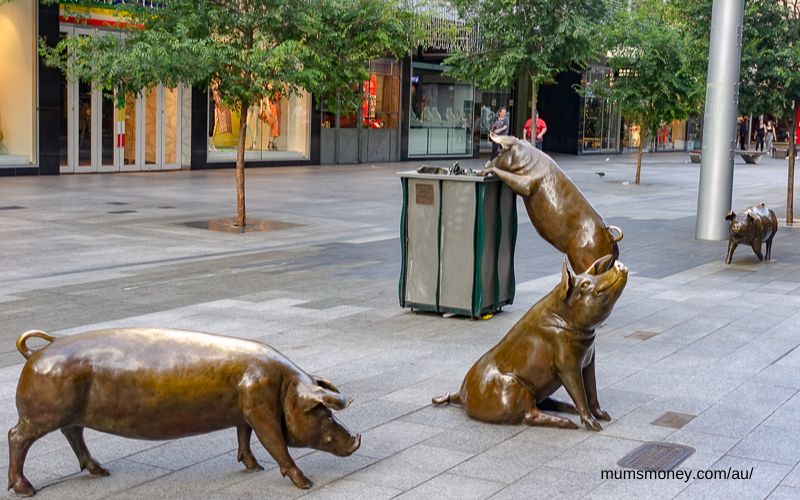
xmin=695 ymin=0 xmax=745 ymax=241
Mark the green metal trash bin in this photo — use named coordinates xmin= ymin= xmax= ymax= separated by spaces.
xmin=398 ymin=170 xmax=517 ymax=318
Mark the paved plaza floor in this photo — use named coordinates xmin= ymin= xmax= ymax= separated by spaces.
xmin=1 ymin=151 xmax=800 ymax=499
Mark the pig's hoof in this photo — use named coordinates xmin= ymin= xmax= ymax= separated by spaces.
xmin=241 ymin=457 xmax=263 ymax=471
xmin=287 ymin=467 xmax=313 ymax=489
xmin=593 ymin=409 xmax=611 ymax=421
xmin=85 ymin=462 xmax=110 ymax=476
xmin=9 ymin=477 xmax=36 ymax=497
xmin=582 ymin=416 xmax=603 ymax=432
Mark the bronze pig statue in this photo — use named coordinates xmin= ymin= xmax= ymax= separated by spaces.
xmin=724 ymin=202 xmax=778 ymax=264
xmin=8 ymin=328 xmax=360 ymax=496
xmin=481 ymin=133 xmax=622 ymax=273
xmin=433 ymin=255 xmax=627 ymax=431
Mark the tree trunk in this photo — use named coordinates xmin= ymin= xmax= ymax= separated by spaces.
xmin=235 ymin=102 xmax=247 ymax=227
xmin=787 ymin=101 xmax=797 ymax=224
xmin=635 ymin=137 xmax=643 ymax=185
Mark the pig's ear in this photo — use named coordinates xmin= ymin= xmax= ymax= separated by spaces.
xmin=299 ymin=384 xmax=351 ymax=412
xmin=586 ymin=255 xmax=614 ymax=275
xmin=725 ymin=211 xmax=736 ymax=221
xmin=556 ymin=258 xmax=575 ymax=301
xmin=313 ymin=376 xmax=341 ymax=394
xmin=490 ymin=133 xmax=519 ymax=149
xmin=746 ymin=213 xmax=755 ymax=223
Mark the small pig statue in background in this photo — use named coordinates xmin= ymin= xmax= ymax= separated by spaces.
xmin=724 ymin=202 xmax=778 ymax=264
xmin=8 ymin=328 xmax=360 ymax=496
xmin=433 ymin=255 xmax=628 ymax=432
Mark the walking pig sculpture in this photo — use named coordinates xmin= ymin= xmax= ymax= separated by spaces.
xmin=432 ymin=255 xmax=628 ymax=431
xmin=8 ymin=328 xmax=360 ymax=496
xmin=724 ymin=203 xmax=778 ymax=264
xmin=481 ymin=133 xmax=622 ymax=273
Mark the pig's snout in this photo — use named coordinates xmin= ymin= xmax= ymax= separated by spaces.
xmin=350 ymin=433 xmax=361 ymax=454
xmin=333 ymin=433 xmax=361 ymax=457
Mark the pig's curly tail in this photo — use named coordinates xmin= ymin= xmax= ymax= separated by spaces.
xmin=17 ymin=330 xmax=55 ymax=359
xmin=607 ymin=225 xmax=624 ymax=243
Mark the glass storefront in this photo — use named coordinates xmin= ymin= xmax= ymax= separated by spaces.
xmin=580 ymin=66 xmax=621 ymax=154
xmin=409 ymin=61 xmax=474 ymax=157
xmin=208 ymin=85 xmax=311 ymax=162
xmin=321 ymin=58 xmax=402 ymax=163
xmin=0 ymin=1 xmax=37 ymax=166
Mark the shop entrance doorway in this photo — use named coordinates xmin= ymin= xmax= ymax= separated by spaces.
xmin=58 ymin=27 xmax=182 ymax=173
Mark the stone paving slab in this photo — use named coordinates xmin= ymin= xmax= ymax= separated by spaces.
xmin=2 ymin=153 xmax=800 ymax=498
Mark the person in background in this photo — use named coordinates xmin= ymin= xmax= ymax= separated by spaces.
xmin=524 ymin=113 xmax=548 ymax=149
xmin=738 ymin=116 xmax=748 ymax=150
xmin=765 ymin=119 xmax=776 ymax=154
xmin=490 ymin=107 xmax=509 ymax=159
xmin=754 ymin=119 xmax=766 ymax=152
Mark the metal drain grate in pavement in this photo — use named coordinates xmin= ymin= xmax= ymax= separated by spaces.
xmin=107 ymin=202 xmax=129 ymax=205
xmin=618 ymin=442 xmax=695 ymax=471
xmin=108 ymin=210 xmax=137 ymax=214
xmin=0 ymin=206 xmax=26 ymax=211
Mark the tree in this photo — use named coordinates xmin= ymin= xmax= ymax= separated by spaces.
xmin=41 ymin=0 xmax=416 ymax=227
xmin=443 ymin=0 xmax=611 ymax=143
xmin=589 ymin=0 xmax=697 ymax=184
xmin=739 ymin=0 xmax=800 ymax=222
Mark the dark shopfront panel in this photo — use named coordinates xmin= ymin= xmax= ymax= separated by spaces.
xmin=537 ymin=71 xmax=582 ymax=155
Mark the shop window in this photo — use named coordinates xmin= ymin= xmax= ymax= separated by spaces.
xmin=581 ymin=66 xmax=621 ymax=154
xmin=208 ymin=84 xmax=311 ymax=162
xmin=409 ymin=61 xmax=474 ymax=157
xmin=0 ymin=1 xmax=37 ymax=166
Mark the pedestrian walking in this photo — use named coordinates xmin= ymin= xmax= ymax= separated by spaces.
xmin=755 ymin=120 xmax=766 ymax=152
xmin=490 ymin=107 xmax=509 ymax=159
xmin=766 ymin=119 xmax=776 ymax=154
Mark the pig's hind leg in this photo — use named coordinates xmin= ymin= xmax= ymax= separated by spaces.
xmin=236 ymin=424 xmax=263 ymax=471
xmin=8 ymin=418 xmax=58 ymax=496
xmin=61 ymin=426 xmax=109 ymax=476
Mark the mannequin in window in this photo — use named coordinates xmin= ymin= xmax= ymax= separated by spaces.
xmin=246 ymin=104 xmax=261 ymax=150
xmin=259 ymin=94 xmax=281 ymax=151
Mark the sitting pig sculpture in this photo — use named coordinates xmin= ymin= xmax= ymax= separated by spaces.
xmin=724 ymin=202 xmax=778 ymax=264
xmin=8 ymin=328 xmax=360 ymax=496
xmin=481 ymin=133 xmax=622 ymax=273
xmin=433 ymin=255 xmax=627 ymax=431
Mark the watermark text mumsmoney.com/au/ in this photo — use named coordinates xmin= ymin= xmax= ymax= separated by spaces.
xmin=601 ymin=467 xmax=754 ymax=483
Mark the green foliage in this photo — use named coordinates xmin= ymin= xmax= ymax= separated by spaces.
xmin=443 ymin=0 xmax=611 ymax=90
xmin=39 ymin=0 xmax=416 ymax=114
xmin=589 ymin=0 xmax=696 ymax=142
xmin=740 ymin=0 xmax=800 ymax=120
xmin=303 ymin=0 xmax=416 ymax=113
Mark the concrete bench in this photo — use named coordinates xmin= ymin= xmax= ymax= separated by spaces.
xmin=773 ymin=142 xmax=789 ymax=159
xmin=689 ymin=150 xmax=701 ymax=164
xmin=736 ymin=151 xmax=766 ymax=164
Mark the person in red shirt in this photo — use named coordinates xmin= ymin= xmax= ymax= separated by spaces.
xmin=524 ymin=115 xmax=547 ymax=149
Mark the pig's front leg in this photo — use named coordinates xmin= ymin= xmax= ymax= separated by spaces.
xmin=244 ymin=408 xmax=312 ymax=488
xmin=481 ymin=168 xmax=536 ymax=197
xmin=559 ymin=365 xmax=602 ymax=431
xmin=582 ymin=353 xmax=610 ymax=421
xmin=751 ymin=240 xmax=764 ymax=261
xmin=725 ymin=239 xmax=738 ymax=264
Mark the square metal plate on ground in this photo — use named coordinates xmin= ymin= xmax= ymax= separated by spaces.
xmin=182 ymin=218 xmax=301 ymax=234
xmin=650 ymin=411 xmax=696 ymax=429
xmin=618 ymin=442 xmax=695 ymax=471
